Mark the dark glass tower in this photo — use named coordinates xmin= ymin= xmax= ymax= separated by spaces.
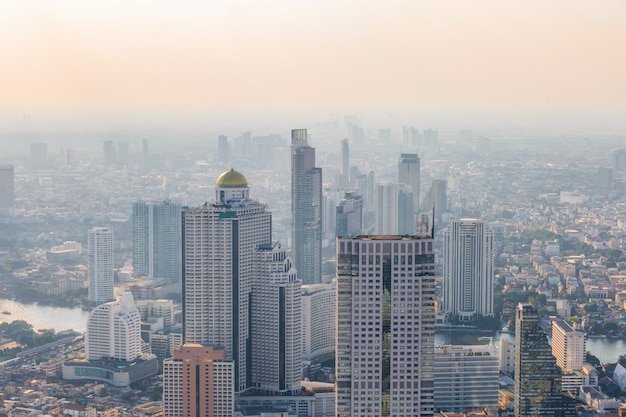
xmin=514 ymin=304 xmax=576 ymax=417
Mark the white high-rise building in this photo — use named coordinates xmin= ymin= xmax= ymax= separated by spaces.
xmin=133 ymin=200 xmax=182 ymax=282
xmin=434 ymin=344 xmax=500 ymax=412
xmin=85 ymin=292 xmax=142 ymax=362
xmin=301 ymin=282 xmax=336 ymax=361
xmin=336 ymin=235 xmax=436 ymax=417
xmin=443 ymin=219 xmax=494 ymax=320
xmin=375 ymin=181 xmax=397 ymax=234
xmin=182 ymin=168 xmax=271 ymax=393
xmin=250 ymin=241 xmax=302 ymax=394
xmin=88 ymin=227 xmax=114 ymax=303
xmin=552 ymin=319 xmax=586 ymax=372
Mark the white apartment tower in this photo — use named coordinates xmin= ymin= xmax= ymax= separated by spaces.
xmin=88 ymin=227 xmax=114 ymax=303
xmin=133 ymin=200 xmax=182 ymax=282
xmin=85 ymin=292 xmax=142 ymax=362
xmin=443 ymin=218 xmax=494 ymax=320
xmin=336 ymin=235 xmax=436 ymax=417
xmin=250 ymin=242 xmax=302 ymax=394
xmin=301 ymin=282 xmax=336 ymax=360
xmin=552 ymin=319 xmax=586 ymax=372
xmin=182 ymin=168 xmax=271 ymax=393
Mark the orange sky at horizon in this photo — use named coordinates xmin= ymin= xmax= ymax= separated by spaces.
xmin=1 ymin=0 xmax=625 ymax=110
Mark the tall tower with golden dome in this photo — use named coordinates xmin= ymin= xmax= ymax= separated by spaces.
xmin=182 ymin=168 xmax=271 ymax=394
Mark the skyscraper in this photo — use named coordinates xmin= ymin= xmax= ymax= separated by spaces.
xmin=336 ymin=235 xmax=436 ymax=417
xmin=163 ymin=344 xmax=234 ymax=417
xmin=103 ymin=140 xmax=116 ymax=166
xmin=340 ymin=138 xmax=350 ymax=188
xmin=434 ymin=344 xmax=500 ymax=412
xmin=142 ymin=138 xmax=149 ymax=170
xmin=85 ymin=292 xmax=142 ymax=361
xmin=515 ymin=304 xmax=576 ymax=417
xmin=218 ymin=135 xmax=230 ymax=162
xmin=88 ymin=227 xmax=114 ymax=303
xmin=133 ymin=200 xmax=182 ymax=282
xmin=612 ymin=148 xmax=626 ymax=172
xmin=182 ymin=168 xmax=272 ymax=393
xmin=0 ymin=165 xmax=15 ymax=218
xmin=422 ymin=179 xmax=447 ymax=222
xmin=552 ymin=319 xmax=585 ymax=372
xmin=397 ymin=183 xmax=415 ymax=235
xmin=443 ymin=218 xmax=494 ymax=320
xmin=250 ymin=242 xmax=302 ymax=395
xmin=336 ymin=190 xmax=363 ymax=237
xmin=117 ymin=142 xmax=129 ymax=168
xmin=301 ymin=282 xmax=336 ymax=361
xmin=30 ymin=142 xmax=48 ymax=166
xmin=291 ymin=128 xmax=322 ymax=285
xmin=375 ymin=181 xmax=397 ymax=234
xmin=398 ymin=153 xmax=420 ymax=211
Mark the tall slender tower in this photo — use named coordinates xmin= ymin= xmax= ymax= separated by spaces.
xmin=250 ymin=242 xmax=302 ymax=394
xmin=398 ymin=153 xmax=420 ymax=211
xmin=88 ymin=227 xmax=114 ymax=303
xmin=336 ymin=235 xmax=436 ymax=417
xmin=182 ymin=168 xmax=272 ymax=393
xmin=340 ymin=138 xmax=350 ymax=188
xmin=515 ymin=304 xmax=576 ymax=417
xmin=443 ymin=218 xmax=494 ymax=320
xmin=291 ymin=129 xmax=322 ymax=285
xmin=133 ymin=200 xmax=182 ymax=282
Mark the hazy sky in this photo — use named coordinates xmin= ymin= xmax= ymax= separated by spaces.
xmin=2 ymin=0 xmax=625 ymax=110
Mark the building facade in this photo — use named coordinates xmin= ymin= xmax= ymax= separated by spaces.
xmin=375 ymin=181 xmax=398 ymax=235
xmin=434 ymin=344 xmax=500 ymax=413
xmin=301 ymin=283 xmax=336 ymax=361
xmin=85 ymin=292 xmax=142 ymax=362
xmin=398 ymin=153 xmax=420 ymax=212
xmin=88 ymin=227 xmax=114 ymax=303
xmin=336 ymin=235 xmax=436 ymax=417
xmin=182 ymin=168 xmax=272 ymax=393
xmin=443 ymin=218 xmax=494 ymax=320
xmin=515 ymin=304 xmax=576 ymax=417
xmin=336 ymin=190 xmax=363 ymax=237
xmin=552 ymin=319 xmax=585 ymax=372
xmin=133 ymin=200 xmax=182 ymax=282
xmin=250 ymin=242 xmax=302 ymax=395
xmin=291 ymin=128 xmax=322 ymax=285
xmin=163 ymin=344 xmax=234 ymax=417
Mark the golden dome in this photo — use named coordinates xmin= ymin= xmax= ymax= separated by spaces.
xmin=215 ymin=168 xmax=248 ymax=187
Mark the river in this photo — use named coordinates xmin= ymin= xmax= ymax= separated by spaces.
xmin=0 ymin=299 xmax=89 ymax=333
xmin=1 ymin=299 xmax=624 ymax=364
xmin=435 ymin=330 xmax=626 ymax=364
